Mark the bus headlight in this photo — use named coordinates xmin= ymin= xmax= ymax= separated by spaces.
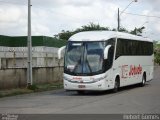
xmin=91 ymin=75 xmax=108 ymax=82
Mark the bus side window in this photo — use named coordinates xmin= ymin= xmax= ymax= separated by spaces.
xmin=103 ymin=46 xmax=114 ymax=72
xmin=108 ymin=46 xmax=114 ymax=66
xmin=115 ymin=39 xmax=121 ymax=59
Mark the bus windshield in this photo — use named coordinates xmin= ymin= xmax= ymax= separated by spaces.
xmin=64 ymin=41 xmax=105 ymax=75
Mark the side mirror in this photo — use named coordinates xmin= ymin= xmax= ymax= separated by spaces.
xmin=104 ymin=45 xmax=111 ymax=59
xmin=58 ymin=46 xmax=66 ymax=59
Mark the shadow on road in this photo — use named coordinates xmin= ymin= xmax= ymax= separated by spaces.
xmin=51 ymin=82 xmax=151 ymax=96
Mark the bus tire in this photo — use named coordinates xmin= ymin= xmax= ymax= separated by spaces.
xmin=140 ymin=73 xmax=146 ymax=87
xmin=113 ymin=77 xmax=120 ymax=93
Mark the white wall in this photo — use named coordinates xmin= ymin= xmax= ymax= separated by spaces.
xmin=0 ymin=46 xmax=64 ymax=69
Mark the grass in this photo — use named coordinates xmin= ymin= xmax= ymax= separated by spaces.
xmin=0 ymin=82 xmax=63 ymax=98
xmin=29 ymin=82 xmax=63 ymax=92
xmin=0 ymin=88 xmax=33 ymax=98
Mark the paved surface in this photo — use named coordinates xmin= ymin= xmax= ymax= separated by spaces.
xmin=0 ymin=67 xmax=160 ymax=114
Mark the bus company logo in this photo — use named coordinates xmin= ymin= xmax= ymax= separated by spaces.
xmin=73 ymin=77 xmax=82 ymax=80
xmin=121 ymin=65 xmax=129 ymax=78
xmin=129 ymin=64 xmax=142 ymax=76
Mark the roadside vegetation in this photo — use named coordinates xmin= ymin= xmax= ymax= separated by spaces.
xmin=154 ymin=42 xmax=160 ymax=65
xmin=55 ymin=22 xmax=145 ymax=41
xmin=0 ymin=82 xmax=63 ymax=98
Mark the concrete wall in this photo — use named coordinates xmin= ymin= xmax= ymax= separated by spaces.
xmin=0 ymin=46 xmax=65 ymax=89
xmin=0 ymin=67 xmax=63 ymax=89
xmin=0 ymin=47 xmax=64 ymax=69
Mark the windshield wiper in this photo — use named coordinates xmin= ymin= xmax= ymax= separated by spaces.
xmin=86 ymin=58 xmax=92 ymax=73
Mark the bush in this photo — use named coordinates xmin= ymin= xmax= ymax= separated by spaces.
xmin=27 ymin=84 xmax=38 ymax=91
xmin=155 ymin=54 xmax=160 ymax=65
xmin=154 ymin=46 xmax=160 ymax=65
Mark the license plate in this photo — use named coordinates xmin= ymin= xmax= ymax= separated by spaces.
xmin=78 ymin=85 xmax=85 ymax=88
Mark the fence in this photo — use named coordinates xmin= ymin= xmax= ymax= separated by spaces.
xmin=0 ymin=35 xmax=67 ymax=47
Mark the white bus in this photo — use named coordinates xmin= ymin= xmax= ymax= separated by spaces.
xmin=58 ymin=31 xmax=154 ymax=93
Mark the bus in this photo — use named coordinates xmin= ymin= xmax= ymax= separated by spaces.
xmin=58 ymin=31 xmax=154 ymax=93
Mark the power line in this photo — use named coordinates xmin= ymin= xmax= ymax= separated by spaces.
xmin=123 ymin=12 xmax=160 ymax=19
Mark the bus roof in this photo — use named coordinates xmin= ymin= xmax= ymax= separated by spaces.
xmin=69 ymin=31 xmax=152 ymax=42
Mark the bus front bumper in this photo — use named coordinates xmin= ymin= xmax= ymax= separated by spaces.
xmin=63 ymin=79 xmax=112 ymax=91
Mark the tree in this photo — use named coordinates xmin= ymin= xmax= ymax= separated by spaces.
xmin=154 ymin=44 xmax=160 ymax=65
xmin=130 ymin=26 xmax=145 ymax=36
xmin=80 ymin=22 xmax=109 ymax=31
xmin=57 ymin=23 xmax=110 ymax=40
xmin=119 ymin=27 xmax=129 ymax=33
xmin=57 ymin=30 xmax=75 ymax=40
xmin=55 ymin=22 xmax=146 ymax=40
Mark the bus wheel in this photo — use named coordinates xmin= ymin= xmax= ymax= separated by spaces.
xmin=140 ymin=73 xmax=146 ymax=87
xmin=77 ymin=90 xmax=85 ymax=95
xmin=113 ymin=77 xmax=120 ymax=93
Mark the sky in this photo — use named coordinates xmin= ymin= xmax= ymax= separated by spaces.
xmin=0 ymin=0 xmax=160 ymax=40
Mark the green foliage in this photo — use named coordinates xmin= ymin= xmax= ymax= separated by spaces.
xmin=57 ymin=22 xmax=110 ymax=40
xmin=154 ymin=44 xmax=160 ymax=65
xmin=0 ymin=88 xmax=33 ymax=98
xmin=27 ymin=83 xmax=63 ymax=92
xmin=119 ymin=27 xmax=129 ymax=33
xmin=56 ymin=23 xmax=147 ymax=41
xmin=27 ymin=84 xmax=38 ymax=91
xmin=0 ymin=83 xmax=63 ymax=98
xmin=58 ymin=31 xmax=75 ymax=41
xmin=130 ymin=26 xmax=145 ymax=36
xmin=80 ymin=22 xmax=109 ymax=31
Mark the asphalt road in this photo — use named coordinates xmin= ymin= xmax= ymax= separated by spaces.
xmin=0 ymin=67 xmax=160 ymax=114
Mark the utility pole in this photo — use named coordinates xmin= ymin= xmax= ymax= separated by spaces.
xmin=117 ymin=0 xmax=137 ymax=31
xmin=27 ymin=0 xmax=32 ymax=86
xmin=118 ymin=8 xmax=120 ymax=31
